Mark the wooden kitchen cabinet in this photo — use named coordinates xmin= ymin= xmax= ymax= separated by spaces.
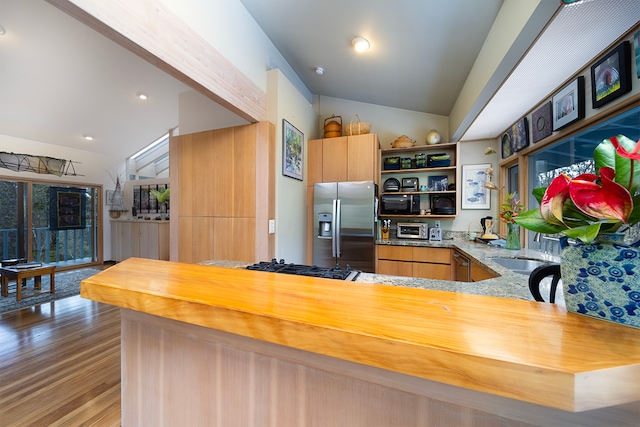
xmin=470 ymin=259 xmax=498 ymax=282
xmin=111 ymin=220 xmax=169 ymax=262
xmin=308 ymin=133 xmax=380 ymax=185
xmin=377 ymin=245 xmax=452 ymax=280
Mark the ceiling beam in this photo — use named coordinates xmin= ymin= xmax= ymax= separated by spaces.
xmin=46 ymin=0 xmax=267 ymax=123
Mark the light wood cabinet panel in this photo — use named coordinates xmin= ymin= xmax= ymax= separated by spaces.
xmin=412 ymin=262 xmax=452 ymax=281
xmin=347 ymin=134 xmax=378 ymax=181
xmin=308 ymin=134 xmax=379 ymax=185
xmin=376 ymin=245 xmax=452 ymax=280
xmin=209 ymin=128 xmax=235 ymax=217
xmin=307 ymin=139 xmax=323 ymax=185
xmin=322 ymin=137 xmax=349 ymax=182
xmin=213 ymin=217 xmax=255 ymax=262
xmin=378 ymin=245 xmax=413 ymax=261
xmin=471 ymin=260 xmax=498 ymax=282
xmin=171 ymin=122 xmax=275 ymax=264
xmin=111 ymin=220 xmax=169 ymax=262
xmin=412 ymin=247 xmax=451 ymax=264
xmin=233 ymin=124 xmax=256 ymax=218
xmin=377 ymin=259 xmax=413 ymax=277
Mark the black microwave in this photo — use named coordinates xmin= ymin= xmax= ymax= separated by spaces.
xmin=380 ymin=194 xmax=420 ymax=215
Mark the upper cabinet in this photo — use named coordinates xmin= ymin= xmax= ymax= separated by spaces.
xmin=308 ymin=134 xmax=380 ymax=184
xmin=379 ymin=142 xmax=460 ymax=219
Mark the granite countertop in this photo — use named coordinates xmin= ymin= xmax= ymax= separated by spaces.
xmin=200 ymin=238 xmax=560 ymax=301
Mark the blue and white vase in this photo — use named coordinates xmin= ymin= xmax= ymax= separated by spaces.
xmin=560 ymin=234 xmax=640 ymax=329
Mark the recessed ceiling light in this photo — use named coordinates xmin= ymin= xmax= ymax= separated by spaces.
xmin=315 ymin=67 xmax=324 ymax=75
xmin=136 ymin=91 xmax=148 ymax=100
xmin=351 ymin=36 xmax=370 ymax=52
xmin=83 ymin=135 xmax=94 ymax=141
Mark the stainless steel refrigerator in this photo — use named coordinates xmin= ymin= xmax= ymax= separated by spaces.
xmin=313 ymin=181 xmax=376 ymax=273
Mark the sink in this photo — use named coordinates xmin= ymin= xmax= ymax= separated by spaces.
xmin=489 ymin=257 xmax=553 ymax=275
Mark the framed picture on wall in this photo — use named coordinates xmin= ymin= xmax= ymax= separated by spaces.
xmin=511 ymin=117 xmax=529 ymax=152
xmin=501 ymin=128 xmax=514 ymax=159
xmin=590 ymin=41 xmax=631 ymax=108
xmin=531 ymin=101 xmax=552 ymax=144
xmin=461 ymin=163 xmax=491 ymax=210
xmin=552 ymin=76 xmax=585 ymax=131
xmin=282 ymin=119 xmax=304 ymax=181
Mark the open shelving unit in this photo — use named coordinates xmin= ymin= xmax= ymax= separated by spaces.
xmin=379 ymin=142 xmax=459 ymax=219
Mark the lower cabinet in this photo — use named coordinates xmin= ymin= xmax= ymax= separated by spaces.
xmin=470 ymin=259 xmax=498 ymax=282
xmin=377 ymin=245 xmax=452 ymax=280
xmin=111 ymin=220 xmax=170 ymax=262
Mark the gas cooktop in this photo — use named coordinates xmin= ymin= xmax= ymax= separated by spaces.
xmin=246 ymin=259 xmax=361 ymax=281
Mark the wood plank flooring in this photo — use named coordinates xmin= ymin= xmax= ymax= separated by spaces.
xmin=0 ymin=295 xmax=121 ymax=426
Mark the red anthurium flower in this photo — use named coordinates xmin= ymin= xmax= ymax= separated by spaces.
xmin=567 ymin=167 xmax=633 ymax=223
xmin=540 ymin=174 xmax=571 ymax=225
xmin=610 ymin=136 xmax=640 ymax=161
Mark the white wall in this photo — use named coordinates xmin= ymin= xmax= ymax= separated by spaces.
xmin=177 ymin=90 xmax=249 ymax=135
xmin=0 ymin=133 xmax=124 ymax=259
xmin=267 ymin=69 xmax=316 ymax=263
xmin=315 ymin=96 xmax=448 ymax=147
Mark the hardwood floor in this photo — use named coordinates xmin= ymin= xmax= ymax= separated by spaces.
xmin=0 ymin=295 xmax=122 ymax=426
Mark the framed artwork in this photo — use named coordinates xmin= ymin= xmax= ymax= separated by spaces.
xmin=501 ymin=128 xmax=513 ymax=159
xmin=461 ymin=163 xmax=490 ymax=210
xmin=49 ymin=187 xmax=86 ymax=230
xmin=105 ymin=190 xmax=114 ymax=205
xmin=552 ymin=76 xmax=585 ymax=131
xmin=282 ymin=119 xmax=303 ymax=181
xmin=511 ymin=117 xmax=529 ymax=152
xmin=531 ymin=102 xmax=552 ymax=144
xmin=635 ymin=30 xmax=640 ymax=79
xmin=590 ymin=41 xmax=631 ymax=108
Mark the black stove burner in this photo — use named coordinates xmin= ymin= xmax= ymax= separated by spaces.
xmin=247 ymin=259 xmax=361 ymax=281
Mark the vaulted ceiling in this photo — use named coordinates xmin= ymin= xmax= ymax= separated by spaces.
xmin=0 ymin=0 xmax=638 ymax=163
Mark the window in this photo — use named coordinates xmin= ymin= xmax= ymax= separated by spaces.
xmin=526 ymin=105 xmax=640 ymax=252
xmin=0 ymin=179 xmax=100 ymax=267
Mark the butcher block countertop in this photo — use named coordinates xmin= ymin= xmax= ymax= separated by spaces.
xmin=81 ymin=257 xmax=640 ymax=413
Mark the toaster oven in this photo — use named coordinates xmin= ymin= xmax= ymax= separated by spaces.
xmin=397 ymin=222 xmax=428 ymax=239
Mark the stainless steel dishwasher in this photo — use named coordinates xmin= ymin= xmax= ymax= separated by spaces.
xmin=452 ymin=251 xmax=470 ymax=282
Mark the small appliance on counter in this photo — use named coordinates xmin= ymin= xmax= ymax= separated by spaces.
xmin=397 ymin=222 xmax=428 ymax=239
xmin=401 ymin=177 xmax=418 ymax=192
xmin=429 ymin=220 xmax=443 ymax=242
xmin=480 ymin=216 xmax=499 ymax=240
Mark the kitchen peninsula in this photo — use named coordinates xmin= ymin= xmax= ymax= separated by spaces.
xmin=81 ymin=257 xmax=640 ymax=426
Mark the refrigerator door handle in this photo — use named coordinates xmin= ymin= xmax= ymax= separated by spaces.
xmin=331 ymin=199 xmax=338 ymax=258
xmin=335 ymin=199 xmax=341 ymax=258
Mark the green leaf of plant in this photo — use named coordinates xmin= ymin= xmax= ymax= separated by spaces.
xmin=595 ymin=135 xmax=640 ymax=195
xmin=531 ymin=187 xmax=546 ymax=204
xmin=514 ymin=209 xmax=567 ymax=234
xmin=562 ymin=223 xmax=601 ymax=244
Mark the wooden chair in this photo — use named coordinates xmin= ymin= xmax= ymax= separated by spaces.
xmin=528 ymin=264 xmax=561 ymax=303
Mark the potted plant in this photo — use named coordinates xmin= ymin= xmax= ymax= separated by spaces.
xmin=514 ymin=135 xmax=640 ymax=328
xmin=499 ymin=192 xmax=524 ymax=250
xmin=150 ymin=187 xmax=170 ymax=219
